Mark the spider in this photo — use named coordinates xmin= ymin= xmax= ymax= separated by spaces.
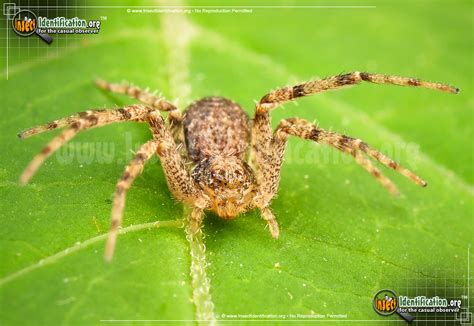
xmin=18 ymin=72 xmax=459 ymax=261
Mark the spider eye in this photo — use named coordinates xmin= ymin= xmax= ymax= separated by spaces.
xmin=191 ymin=156 xmax=255 ymax=191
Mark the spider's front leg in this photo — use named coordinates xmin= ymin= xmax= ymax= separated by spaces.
xmin=106 ymin=111 xmax=209 ymax=261
xmin=259 ymin=71 xmax=458 ymax=108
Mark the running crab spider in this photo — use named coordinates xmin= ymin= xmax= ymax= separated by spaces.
xmin=18 ymin=71 xmax=459 ymax=261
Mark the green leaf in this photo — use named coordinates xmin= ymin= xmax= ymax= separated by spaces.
xmin=1 ymin=0 xmax=472 ymax=325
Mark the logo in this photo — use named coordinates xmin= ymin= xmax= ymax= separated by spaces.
xmin=373 ymin=289 xmax=398 ymax=316
xmin=372 ymin=288 xmax=470 ymax=323
xmin=5 ymin=3 xmax=101 ymax=45
xmin=11 ymin=9 xmax=52 ymax=44
xmin=373 ymin=289 xmax=414 ymax=323
xmin=12 ymin=9 xmax=36 ymax=36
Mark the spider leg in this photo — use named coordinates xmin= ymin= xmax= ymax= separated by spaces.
xmin=20 ymin=125 xmax=79 ymax=185
xmin=261 ymin=207 xmax=279 ymax=239
xmin=95 ymin=79 xmax=177 ymax=112
xmin=106 ymin=112 xmax=208 ymax=261
xmin=275 ymin=118 xmax=426 ymax=191
xmin=18 ymin=104 xmax=151 ymax=139
xmin=105 ymin=139 xmax=158 ymax=261
xmin=259 ymin=71 xmax=459 ymax=109
xmin=250 ymin=114 xmax=283 ymax=237
xmin=95 ymin=79 xmax=184 ymax=144
xmin=20 ymin=102 xmax=207 ymax=260
xmin=19 ymin=105 xmax=154 ymax=184
xmin=252 ymin=72 xmax=457 ymax=184
xmin=146 ymin=111 xmax=206 ymax=206
xmin=352 ymin=150 xmax=399 ymax=195
xmin=186 ymin=207 xmax=205 ymax=237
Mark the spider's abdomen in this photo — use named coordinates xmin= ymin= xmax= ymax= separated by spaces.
xmin=183 ymin=97 xmax=250 ymax=162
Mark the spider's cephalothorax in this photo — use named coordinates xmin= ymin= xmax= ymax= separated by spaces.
xmin=18 ymin=72 xmax=459 ymax=261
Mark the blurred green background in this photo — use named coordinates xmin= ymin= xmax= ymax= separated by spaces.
xmin=0 ymin=0 xmax=472 ymax=325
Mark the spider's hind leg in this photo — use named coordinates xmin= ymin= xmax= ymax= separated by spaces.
xmin=95 ymin=79 xmax=177 ymax=112
xmin=95 ymin=79 xmax=184 ymax=136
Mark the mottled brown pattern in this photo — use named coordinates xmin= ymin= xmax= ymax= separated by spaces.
xmin=19 ymin=72 xmax=458 ymax=260
xmin=259 ymin=71 xmax=459 ymax=105
xmin=47 ymin=122 xmax=58 ymax=130
xmin=183 ymin=97 xmax=250 ymax=161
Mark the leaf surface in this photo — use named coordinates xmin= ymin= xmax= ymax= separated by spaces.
xmin=0 ymin=1 xmax=472 ymax=324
